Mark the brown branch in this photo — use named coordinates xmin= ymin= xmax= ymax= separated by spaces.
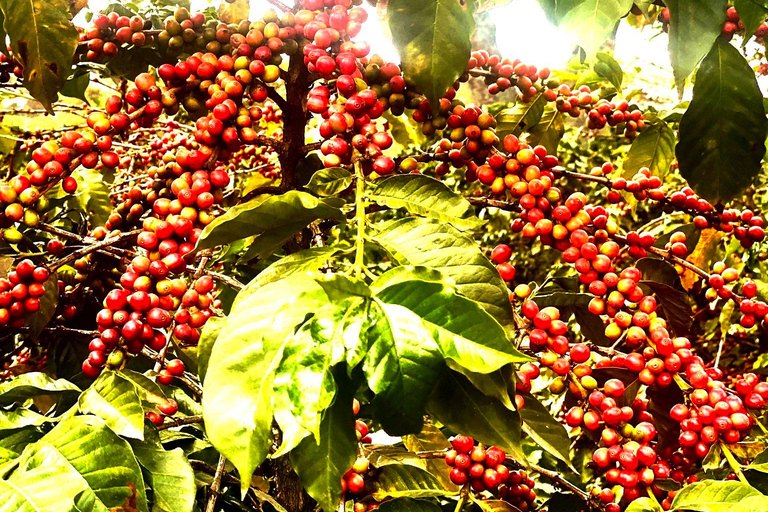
xmin=50 ymin=229 xmax=141 ymax=271
xmin=265 ymin=0 xmax=292 ymax=11
xmin=156 ymin=415 xmax=203 ymax=431
xmin=300 ymin=141 xmax=323 ymax=153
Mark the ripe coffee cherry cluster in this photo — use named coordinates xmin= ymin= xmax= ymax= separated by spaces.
xmin=671 ymin=364 xmax=755 ymax=459
xmin=660 ymin=6 xmax=763 ymax=43
xmin=467 ymin=49 xmax=551 ymax=98
xmin=445 ymin=435 xmax=536 ymax=510
xmin=341 ymin=456 xmax=370 ymax=500
xmin=145 ymin=398 xmax=179 ymax=426
xmin=77 ymin=12 xmax=153 ymax=62
xmin=465 ymin=50 xmax=644 ymax=139
xmin=490 ymin=244 xmax=516 ymax=282
xmin=0 ymin=50 xmax=23 ymax=83
xmin=0 ymin=259 xmax=50 ymax=328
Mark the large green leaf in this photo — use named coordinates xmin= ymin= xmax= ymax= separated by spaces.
xmin=17 ymin=415 xmax=148 ymax=512
xmin=369 ymin=174 xmax=484 ymax=230
xmin=670 ymin=480 xmax=763 ymax=511
xmin=519 ymin=394 xmax=574 ymax=470
xmin=733 ymin=0 xmax=768 ymax=42
xmin=78 ymin=370 xmax=144 ymax=440
xmin=202 ymin=273 xmax=348 ymax=494
xmin=235 ymin=246 xmax=345 ymax=306
xmin=0 ymin=464 xmax=87 ymax=512
xmin=0 ymin=372 xmax=79 ymax=406
xmin=623 ymin=121 xmax=676 ymax=178
xmin=496 ymin=94 xmax=547 ymax=139
xmin=371 ymin=217 xmax=515 ymax=334
xmin=733 ymin=496 xmax=768 ymax=512
xmin=372 ymin=267 xmax=530 ymax=374
xmin=666 ymin=0 xmax=727 ymax=89
xmin=526 ymin=107 xmax=565 ymax=154
xmin=306 ymin=167 xmax=353 ymax=197
xmin=364 ymin=300 xmax=444 ymax=435
xmin=387 ymin=0 xmax=476 ymax=110
xmin=196 ymin=316 xmax=226 ymax=383
xmin=195 ymin=191 xmax=345 ymax=252
xmin=274 ymin=304 xmax=347 ymax=436
xmin=130 ymin=427 xmax=195 ymax=512
xmin=554 ymin=0 xmax=633 ymax=59
xmin=676 ymin=38 xmax=767 ymax=202
xmin=427 ymin=371 xmax=524 ymax=460
xmin=290 ymin=379 xmax=356 ymax=512
xmin=0 ymin=0 xmax=78 ymax=112
xmin=595 ymin=52 xmax=623 ymax=90
xmin=370 ymin=464 xmax=455 ymax=500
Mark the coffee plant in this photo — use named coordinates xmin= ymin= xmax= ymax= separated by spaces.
xmin=1 ymin=0 xmax=768 ymax=511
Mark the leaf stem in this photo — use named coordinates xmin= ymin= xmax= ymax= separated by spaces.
xmin=353 ymin=161 xmax=367 ymax=280
xmin=721 ymin=442 xmax=749 ymax=485
xmin=454 ymin=484 xmax=470 ymax=512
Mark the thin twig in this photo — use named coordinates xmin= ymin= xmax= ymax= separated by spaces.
xmin=157 ymin=415 xmax=203 ymax=431
xmin=205 ymin=455 xmax=227 ymax=512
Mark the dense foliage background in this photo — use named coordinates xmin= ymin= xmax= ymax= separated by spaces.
xmin=1 ymin=1 xmax=768 ymax=512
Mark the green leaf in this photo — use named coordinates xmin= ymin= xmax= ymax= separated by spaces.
xmin=373 ymin=266 xmax=530 ymax=375
xmin=595 ymin=52 xmax=623 ymax=90
xmin=195 ymin=191 xmax=345 ymax=252
xmin=0 ymin=464 xmax=87 ymax=512
xmin=306 ymin=167 xmax=353 ymax=197
xmin=676 ymin=38 xmax=767 ymax=202
xmin=554 ymin=0 xmax=633 ymax=59
xmin=666 ymin=0 xmax=727 ymax=89
xmin=496 ymin=94 xmax=547 ymax=139
xmin=0 ymin=372 xmax=79 ymax=406
xmin=369 ymin=174 xmax=484 ymax=230
xmin=202 ymin=274 xmax=341 ymax=494
xmin=519 ymin=394 xmax=574 ymax=470
xmin=364 ymin=300 xmax=444 ymax=435
xmin=526 ymin=107 xmax=565 ymax=154
xmin=387 ymin=0 xmax=476 ymax=110
xmin=733 ymin=0 xmax=768 ymax=41
xmin=402 ymin=423 xmax=457 ymax=491
xmin=670 ymin=480 xmax=762 ymax=511
xmin=371 ymin=217 xmax=515 ymax=334
xmin=623 ymin=121 xmax=676 ymax=178
xmin=78 ymin=370 xmax=144 ymax=440
xmin=427 ymin=371 xmax=524 ymax=460
xmin=370 ymin=464 xmax=454 ymax=500
xmin=197 ymin=316 xmax=225 ymax=383
xmin=236 ymin=246 xmax=345 ymax=304
xmin=0 ymin=0 xmax=78 ymax=112
xmin=130 ymin=427 xmax=195 ymax=512
xmin=290 ymin=378 xmax=356 ymax=512
xmin=24 ymin=276 xmax=58 ymax=337
xmin=17 ymin=415 xmax=149 ymax=512
xmin=733 ymin=496 xmax=768 ymax=512
xmin=626 ymin=497 xmax=663 ymax=512
xmin=60 ymin=67 xmax=90 ymax=102
xmin=274 ymin=305 xmax=346 ymax=436
xmin=69 ymin=168 xmax=112 ymax=228
xmin=377 ymin=498 xmax=442 ymax=512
